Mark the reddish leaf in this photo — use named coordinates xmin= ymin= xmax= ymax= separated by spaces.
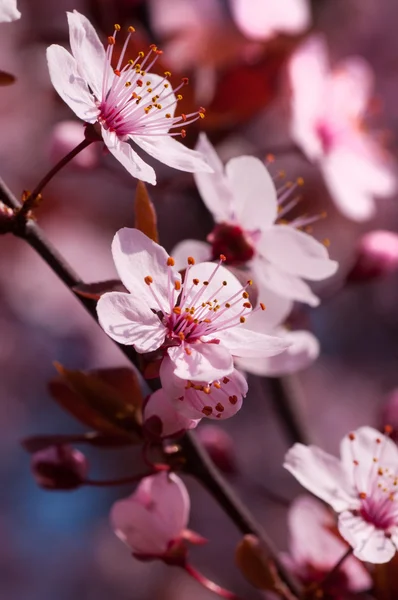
xmin=73 ymin=279 xmax=126 ymax=301
xmin=134 ymin=180 xmax=159 ymax=243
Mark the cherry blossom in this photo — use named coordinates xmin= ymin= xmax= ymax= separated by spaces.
xmin=97 ymin=228 xmax=289 ymax=385
xmin=284 ymin=426 xmax=398 ymax=563
xmin=0 ymin=0 xmax=20 ymax=22
xmin=231 ymin=0 xmax=310 ymax=41
xmin=172 ymin=134 xmax=337 ymax=306
xmin=111 ymin=472 xmax=195 ymax=561
xmin=283 ymin=496 xmax=371 ymax=594
xmin=288 ymin=36 xmax=396 ymax=221
xmin=144 ymin=388 xmax=200 ymax=439
xmin=348 ymin=230 xmax=398 ymax=282
xmin=46 ymin=11 xmax=212 ymax=185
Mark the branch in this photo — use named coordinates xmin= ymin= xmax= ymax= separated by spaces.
xmin=266 ymin=376 xmax=310 ymax=446
xmin=0 ymin=176 xmax=301 ymax=598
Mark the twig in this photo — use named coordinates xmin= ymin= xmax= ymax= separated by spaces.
xmin=266 ymin=376 xmax=311 ymax=446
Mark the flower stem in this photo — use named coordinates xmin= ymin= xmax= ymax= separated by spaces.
xmin=265 ymin=375 xmax=310 ymax=445
xmin=17 ymin=138 xmax=94 ymax=220
xmin=307 ymin=547 xmax=353 ymax=598
xmin=0 ymin=176 xmax=301 ymax=599
xmin=184 ymin=563 xmax=242 ymax=599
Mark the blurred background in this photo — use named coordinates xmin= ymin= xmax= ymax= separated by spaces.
xmin=1 ymin=0 xmax=398 ymax=598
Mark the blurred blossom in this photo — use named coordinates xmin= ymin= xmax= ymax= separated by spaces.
xmin=196 ymin=425 xmax=237 ymax=474
xmin=111 ymin=472 xmax=193 ymax=561
xmin=50 ymin=121 xmax=99 ymax=168
xmin=288 ymin=36 xmax=396 ymax=221
xmin=97 ymin=228 xmax=289 ymax=386
xmin=348 ymin=230 xmax=398 ymax=282
xmin=31 ymin=445 xmax=88 ymax=490
xmin=0 ymin=0 xmax=20 ymax=22
xmin=230 ymin=0 xmax=311 ymax=40
xmin=285 ymin=426 xmax=398 ymax=563
xmin=144 ymin=388 xmax=200 ymax=439
xmin=283 ymin=496 xmax=371 ymax=595
xmin=172 ymin=134 xmax=337 ymax=307
xmin=46 ymin=11 xmax=212 ymax=185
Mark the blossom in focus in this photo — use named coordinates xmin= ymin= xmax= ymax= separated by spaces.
xmin=144 ymin=388 xmax=200 ymax=438
xmin=97 ymin=228 xmax=289 ymax=385
xmin=50 ymin=120 xmax=99 ymax=168
xmin=0 ymin=0 xmax=20 ymax=22
xmin=111 ymin=472 xmax=196 ymax=561
xmin=172 ymin=134 xmax=337 ymax=306
xmin=348 ymin=230 xmax=398 ymax=282
xmin=231 ymin=0 xmax=310 ymax=41
xmin=46 ymin=11 xmax=212 ymax=185
xmin=284 ymin=426 xmax=398 ymax=563
xmin=283 ymin=496 xmax=371 ymax=595
xmin=288 ymin=36 xmax=396 ymax=221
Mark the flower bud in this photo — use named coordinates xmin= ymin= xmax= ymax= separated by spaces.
xmin=348 ymin=230 xmax=398 ymax=282
xmin=31 ymin=445 xmax=88 ymax=490
xmin=196 ymin=425 xmax=237 ymax=474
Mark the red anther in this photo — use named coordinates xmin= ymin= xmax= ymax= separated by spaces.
xmin=359 ymin=492 xmax=367 ymax=499
xmin=229 ymin=395 xmax=238 ymax=405
xmin=181 ymin=114 xmax=187 ymax=122
xmin=137 ymin=79 xmax=143 ymax=87
xmin=215 ymin=403 xmax=225 ymax=413
xmin=144 ymin=276 xmax=153 ymax=285
xmin=202 ymin=406 xmax=213 ymax=416
xmin=353 ymin=460 xmax=359 ymax=465
xmin=193 ymin=278 xmax=199 ymax=285
xmin=180 ymin=129 xmax=187 ymax=138
xmin=149 ymin=44 xmax=157 ymax=51
xmin=243 ymin=302 xmax=252 ymax=309
xmin=108 ymin=36 xmax=116 ymax=45
xmin=182 ymin=77 xmax=189 ymax=85
xmin=114 ymin=69 xmax=121 ymax=76
xmin=349 ymin=433 xmax=355 ymax=441
xmin=260 ymin=303 xmax=266 ymax=310
xmin=385 ymin=424 xmax=393 ymax=435
xmin=223 ymin=377 xmax=230 ymax=384
xmin=219 ymin=254 xmax=226 ymax=262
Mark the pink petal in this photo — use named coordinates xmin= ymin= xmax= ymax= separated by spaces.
xmin=170 ymin=239 xmax=212 ymax=272
xmin=194 ymin=133 xmax=234 ymax=223
xmin=46 ymin=45 xmax=98 ymax=122
xmin=102 ymin=130 xmax=156 ymax=185
xmin=338 ymin=511 xmax=396 ymax=564
xmin=329 ymin=57 xmax=373 ymax=121
xmin=258 ymin=225 xmax=338 ymax=281
xmin=111 ymin=227 xmax=177 ymax=314
xmin=216 ymin=326 xmax=290 ymax=358
xmin=144 ymin=388 xmax=200 ymax=438
xmin=225 ymin=156 xmax=278 ymax=231
xmin=131 ymin=135 xmax=213 ymax=174
xmin=236 ymin=329 xmax=319 ymax=376
xmin=231 ymin=0 xmax=310 ymax=40
xmin=111 ymin=472 xmax=190 ymax=555
xmin=96 ymin=291 xmax=166 ymax=352
xmin=167 ymin=342 xmax=234 ymax=382
xmin=284 ymin=443 xmax=357 ymax=512
xmin=255 ymin=285 xmax=294 ymax=330
xmin=67 ymin=10 xmax=108 ymax=100
xmin=253 ymin=258 xmax=320 ymax=306
xmin=0 ymin=0 xmax=20 ymax=22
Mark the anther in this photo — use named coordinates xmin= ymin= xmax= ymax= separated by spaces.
xmin=181 ymin=114 xmax=187 ymax=122
xmin=114 ymin=24 xmax=121 ymax=31
xmin=349 ymin=433 xmax=355 ymax=441
xmin=128 ymin=25 xmax=135 ymax=33
xmin=177 ymin=94 xmax=183 ymax=101
xmin=137 ymin=79 xmax=143 ymax=87
xmin=202 ymin=406 xmax=213 ymax=416
xmin=240 ymin=317 xmax=246 ymax=323
xmin=178 ymin=332 xmax=185 ymax=340
xmin=247 ymin=280 xmax=253 ymax=286
xmin=222 ymin=281 xmax=227 ymax=286
xmin=149 ymin=44 xmax=157 ymax=51
xmin=225 ymin=303 xmax=231 ymax=308
xmin=173 ymin=307 xmax=181 ymax=315
xmin=193 ymin=278 xmax=199 ymax=285
xmin=167 ymin=257 xmax=175 ymax=267
xmin=185 ymin=347 xmax=192 ymax=356
xmin=223 ymin=377 xmax=230 ymax=384
xmin=175 ymin=281 xmax=181 ymax=291
xmin=203 ymin=387 xmax=211 ymax=395
xmin=260 ymin=303 xmax=266 ymax=311
xmin=164 ymin=71 xmax=171 ymax=77
xmin=213 ymin=382 xmax=221 ymax=389
xmin=108 ymin=36 xmax=116 ymax=45
xmin=182 ymin=77 xmax=189 ymax=85
xmin=187 ymin=257 xmax=195 ymax=265
xmin=220 ymin=254 xmax=227 ymax=262
xmin=229 ymin=395 xmax=238 ymax=405
xmin=297 ymin=177 xmax=304 ymax=186
xmin=242 ymin=292 xmax=249 ymax=299
xmin=359 ymin=492 xmax=367 ymax=499
xmin=203 ymin=281 xmax=209 ymax=286
xmin=166 ymin=113 xmax=171 ymax=118
xmin=353 ymin=460 xmax=359 ymax=466
xmin=385 ymin=425 xmax=393 ymax=435
xmin=215 ymin=403 xmax=224 ymax=412
xmin=181 ymin=129 xmax=187 ymax=138
xmin=144 ymin=276 xmax=153 ymax=285
xmin=243 ymin=302 xmax=251 ymax=309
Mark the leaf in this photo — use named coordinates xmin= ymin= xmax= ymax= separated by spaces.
xmin=50 ymin=364 xmax=144 ymax=440
xmin=134 ymin=180 xmax=159 ymax=243
xmin=0 ymin=70 xmax=16 ymax=86
xmin=73 ymin=279 xmax=126 ymax=301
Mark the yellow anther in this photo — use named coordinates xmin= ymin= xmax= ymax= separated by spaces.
xmin=164 ymin=71 xmax=171 ymax=77
xmin=125 ymin=81 xmax=131 ymax=87
xmin=173 ymin=307 xmax=181 ymax=315
xmin=144 ymin=276 xmax=153 ymax=285
xmin=199 ymin=112 xmax=205 ymax=119
xmin=167 ymin=257 xmax=175 ymax=266
xmin=114 ymin=24 xmax=121 ymax=31
xmin=128 ymin=25 xmax=135 ymax=33
xmin=165 ymin=113 xmax=171 ymax=118
xmin=177 ymin=94 xmax=183 ymax=101
xmin=108 ymin=36 xmax=116 ymax=45
xmin=187 ymin=256 xmax=195 ymax=265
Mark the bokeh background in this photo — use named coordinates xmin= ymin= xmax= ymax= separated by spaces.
xmin=1 ymin=0 xmax=398 ymax=598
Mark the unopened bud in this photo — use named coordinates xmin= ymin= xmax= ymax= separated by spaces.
xmin=348 ymin=230 xmax=398 ymax=283
xmin=196 ymin=425 xmax=237 ymax=474
xmin=31 ymin=445 xmax=88 ymax=490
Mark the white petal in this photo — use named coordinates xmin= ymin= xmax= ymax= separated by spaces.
xmin=111 ymin=227 xmax=179 ymax=314
xmin=194 ymin=133 xmax=234 ymax=223
xmin=243 ymin=286 xmax=293 ymax=331
xmin=46 ymin=45 xmax=98 ymax=122
xmin=102 ymin=130 xmax=156 ymax=184
xmin=96 ymin=291 xmax=166 ymax=352
xmin=236 ymin=328 xmax=319 ymax=376
xmin=216 ymin=326 xmax=290 ymax=358
xmin=132 ymin=134 xmax=213 ymax=174
xmin=67 ymin=10 xmax=108 ymax=100
xmin=253 ymin=258 xmax=320 ymax=306
xmin=284 ymin=443 xmax=357 ymax=512
xmin=258 ymin=225 xmax=338 ymax=281
xmin=0 ymin=0 xmax=20 ymax=22
xmin=338 ymin=511 xmax=396 ymax=564
xmin=171 ymin=239 xmax=212 ymax=272
xmin=167 ymin=342 xmax=234 ymax=382
xmin=225 ymin=156 xmax=278 ymax=231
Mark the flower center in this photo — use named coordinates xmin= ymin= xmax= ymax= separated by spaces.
xmin=97 ymin=25 xmax=205 ymax=139
xmin=316 ymin=121 xmax=336 ymax=154
xmin=208 ymin=223 xmax=255 ymax=265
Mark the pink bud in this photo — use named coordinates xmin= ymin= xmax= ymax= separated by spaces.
xmin=31 ymin=445 xmax=88 ymax=490
xmin=110 ymin=472 xmax=191 ymax=562
xmin=196 ymin=425 xmax=237 ymax=474
xmin=143 ymin=389 xmax=200 ymax=440
xmin=49 ymin=121 xmax=99 ymax=168
xmin=348 ymin=230 xmax=398 ymax=282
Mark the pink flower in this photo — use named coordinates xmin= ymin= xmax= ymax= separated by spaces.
xmin=111 ymin=472 xmax=194 ymax=561
xmin=46 ymin=11 xmax=212 ymax=185
xmin=231 ymin=0 xmax=310 ymax=41
xmin=172 ymin=134 xmax=337 ymax=306
xmin=284 ymin=426 xmax=398 ymax=563
xmin=288 ymin=36 xmax=396 ymax=221
xmin=0 ymin=0 xmax=20 ymax=22
xmin=144 ymin=388 xmax=200 ymax=438
xmin=97 ymin=228 xmax=289 ymax=384
xmin=348 ymin=230 xmax=398 ymax=282
xmin=284 ymin=496 xmax=371 ymax=594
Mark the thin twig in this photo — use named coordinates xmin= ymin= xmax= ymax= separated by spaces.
xmin=266 ymin=375 xmax=311 ymax=446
